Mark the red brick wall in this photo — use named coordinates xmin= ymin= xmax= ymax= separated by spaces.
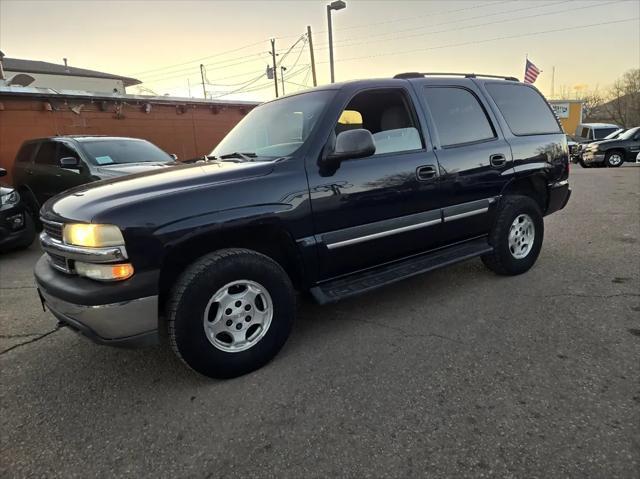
xmin=0 ymin=95 xmax=254 ymax=185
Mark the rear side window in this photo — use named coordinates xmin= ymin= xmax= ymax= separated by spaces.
xmin=485 ymin=83 xmax=561 ymax=136
xmin=423 ymin=87 xmax=495 ymax=147
xmin=33 ymin=142 xmax=58 ymax=166
xmin=15 ymin=143 xmax=37 ymax=163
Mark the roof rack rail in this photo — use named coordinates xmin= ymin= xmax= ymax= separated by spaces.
xmin=394 ymin=72 xmax=519 ymax=81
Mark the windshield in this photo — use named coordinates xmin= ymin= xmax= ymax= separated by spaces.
xmin=604 ymin=128 xmax=625 ymax=139
xmin=82 ymin=139 xmax=173 ymax=165
xmin=212 ymin=90 xmax=335 ymax=159
xmin=618 ymin=127 xmax=639 ymax=140
xmin=594 ymin=127 xmax=619 ymax=139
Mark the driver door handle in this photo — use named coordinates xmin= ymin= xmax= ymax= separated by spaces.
xmin=490 ymin=154 xmax=507 ymax=167
xmin=416 ymin=165 xmax=437 ymax=181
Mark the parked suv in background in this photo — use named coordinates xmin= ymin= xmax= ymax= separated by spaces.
xmin=12 ymin=136 xmax=176 ymax=220
xmin=35 ymin=73 xmax=570 ymax=378
xmin=0 ymin=168 xmax=35 ymax=252
xmin=581 ymin=126 xmax=640 ymax=167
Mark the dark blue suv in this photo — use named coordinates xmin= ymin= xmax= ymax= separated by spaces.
xmin=35 ymin=73 xmax=570 ymax=378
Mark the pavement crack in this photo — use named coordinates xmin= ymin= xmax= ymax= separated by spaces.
xmin=530 ymin=292 xmax=640 ymax=299
xmin=0 ymin=333 xmax=45 ymax=338
xmin=0 ymin=285 xmax=36 ymax=290
xmin=338 ymin=316 xmax=466 ymax=344
xmin=0 ymin=326 xmax=62 ymax=355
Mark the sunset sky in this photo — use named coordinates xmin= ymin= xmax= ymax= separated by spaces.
xmin=1 ymin=0 xmax=638 ymax=101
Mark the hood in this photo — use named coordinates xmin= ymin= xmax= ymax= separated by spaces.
xmin=586 ymin=138 xmax=623 ymax=149
xmin=94 ymin=161 xmax=175 ymax=179
xmin=43 ymin=160 xmax=275 ymax=222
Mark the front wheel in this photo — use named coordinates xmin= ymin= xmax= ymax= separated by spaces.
xmin=579 ymin=158 xmax=590 ymax=168
xmin=605 ymin=151 xmax=624 ymax=167
xmin=482 ymin=195 xmax=544 ymax=276
xmin=167 ymin=248 xmax=295 ymax=379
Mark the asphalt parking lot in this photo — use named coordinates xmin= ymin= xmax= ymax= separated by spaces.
xmin=1 ymin=164 xmax=639 ymax=478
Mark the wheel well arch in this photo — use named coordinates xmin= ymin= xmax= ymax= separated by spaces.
xmin=15 ymin=185 xmax=41 ymax=220
xmin=500 ymin=175 xmax=548 ymax=212
xmin=157 ymin=223 xmax=305 ymax=314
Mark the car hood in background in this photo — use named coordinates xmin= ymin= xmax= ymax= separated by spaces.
xmin=94 ymin=161 xmax=176 ymax=178
xmin=42 ymin=160 xmax=276 ymax=222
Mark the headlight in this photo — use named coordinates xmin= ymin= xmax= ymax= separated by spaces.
xmin=63 ymin=224 xmax=125 ymax=247
xmin=0 ymin=190 xmax=20 ymax=211
xmin=75 ymin=261 xmax=134 ymax=281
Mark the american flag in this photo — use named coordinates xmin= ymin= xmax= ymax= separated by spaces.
xmin=524 ymin=59 xmax=541 ymax=84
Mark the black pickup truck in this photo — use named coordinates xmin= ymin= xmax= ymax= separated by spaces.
xmin=35 ymin=73 xmax=570 ymax=378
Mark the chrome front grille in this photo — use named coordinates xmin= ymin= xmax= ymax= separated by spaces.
xmin=41 ymin=219 xmax=63 ymax=241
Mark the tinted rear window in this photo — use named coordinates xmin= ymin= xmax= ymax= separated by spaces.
xmin=423 ymin=87 xmax=495 ymax=147
xmin=16 ymin=143 xmax=38 ymax=163
xmin=33 ymin=142 xmax=58 ymax=165
xmin=485 ymin=83 xmax=561 ymax=136
xmin=81 ymin=140 xmax=171 ymax=165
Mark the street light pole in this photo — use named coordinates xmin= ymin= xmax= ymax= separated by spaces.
xmin=326 ymin=0 xmax=346 ymax=84
xmin=280 ymin=66 xmax=287 ymax=95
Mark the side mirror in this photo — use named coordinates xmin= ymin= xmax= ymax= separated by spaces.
xmin=327 ymin=129 xmax=376 ymax=162
xmin=0 ymin=168 xmax=6 ymax=178
xmin=59 ymin=157 xmax=80 ymax=169
xmin=170 ymin=153 xmax=178 ymax=160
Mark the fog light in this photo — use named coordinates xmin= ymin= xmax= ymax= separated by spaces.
xmin=7 ymin=213 xmax=24 ymax=230
xmin=75 ymin=262 xmax=134 ymax=281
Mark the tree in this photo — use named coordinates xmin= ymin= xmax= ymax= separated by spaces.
xmin=579 ymin=89 xmax=604 ymax=120
xmin=605 ymin=69 xmax=640 ymax=127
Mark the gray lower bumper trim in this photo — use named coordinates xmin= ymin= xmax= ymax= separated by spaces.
xmin=40 ymin=289 xmax=158 ymax=340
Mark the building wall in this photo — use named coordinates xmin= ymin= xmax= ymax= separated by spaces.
xmin=548 ymin=100 xmax=583 ymax=136
xmin=0 ymin=94 xmax=254 ymax=185
xmin=3 ymin=71 xmax=126 ymax=94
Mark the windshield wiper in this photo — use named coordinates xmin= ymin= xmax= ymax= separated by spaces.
xmin=219 ymin=152 xmax=258 ymax=162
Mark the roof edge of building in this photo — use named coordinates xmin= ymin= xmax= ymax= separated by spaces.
xmin=0 ymin=85 xmax=261 ymax=107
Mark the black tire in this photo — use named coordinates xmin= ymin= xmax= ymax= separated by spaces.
xmin=605 ymin=150 xmax=624 ymax=168
xmin=167 ymin=248 xmax=295 ymax=379
xmin=481 ymin=195 xmax=544 ymax=276
xmin=578 ymin=158 xmax=590 ymax=168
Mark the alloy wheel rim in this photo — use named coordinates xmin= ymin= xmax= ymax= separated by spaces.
xmin=609 ymin=154 xmax=622 ymax=166
xmin=203 ymin=280 xmax=273 ymax=353
xmin=508 ymin=214 xmax=535 ymax=259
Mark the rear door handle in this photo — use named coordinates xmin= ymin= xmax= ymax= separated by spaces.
xmin=490 ymin=154 xmax=507 ymax=167
xmin=416 ymin=165 xmax=437 ymax=181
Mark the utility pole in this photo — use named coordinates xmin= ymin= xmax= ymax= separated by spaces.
xmin=307 ymin=25 xmax=317 ymax=87
xmin=270 ymin=38 xmax=279 ymax=98
xmin=281 ymin=66 xmax=287 ymax=95
xmin=187 ymin=78 xmax=192 ymax=98
xmin=200 ymin=64 xmax=206 ymax=99
xmin=327 ymin=0 xmax=346 ymax=83
xmin=551 ymin=66 xmax=555 ymax=99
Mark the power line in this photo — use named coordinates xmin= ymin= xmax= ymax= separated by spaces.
xmin=313 ymin=0 xmax=620 ymax=52
xmin=128 ymin=39 xmax=267 ymax=76
xmin=317 ymin=17 xmax=638 ymax=66
xmin=139 ymin=51 xmax=268 ymax=81
xmin=141 ymin=34 xmax=308 ymax=86
xmin=314 ymin=0 xmax=573 ymax=50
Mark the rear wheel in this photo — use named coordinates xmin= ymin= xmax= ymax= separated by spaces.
xmin=167 ymin=248 xmax=295 ymax=379
xmin=482 ymin=195 xmax=544 ymax=276
xmin=605 ymin=151 xmax=624 ymax=167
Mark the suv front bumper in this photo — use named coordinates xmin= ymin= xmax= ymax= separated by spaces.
xmin=34 ymin=255 xmax=160 ymax=347
xmin=582 ymin=151 xmax=605 ymax=164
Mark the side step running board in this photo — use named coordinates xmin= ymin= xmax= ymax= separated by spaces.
xmin=310 ymin=237 xmax=493 ymax=304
